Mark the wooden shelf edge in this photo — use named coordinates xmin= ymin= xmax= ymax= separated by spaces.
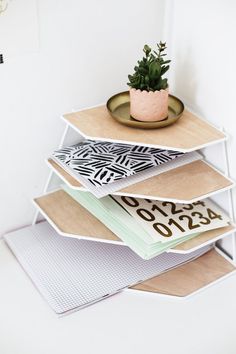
xmin=33 ymin=189 xmax=122 ymax=244
xmin=46 ymin=159 xmax=84 ymax=190
xmin=33 ymin=189 xmax=235 ymax=255
xmin=169 ymin=224 xmax=236 ymax=253
xmin=47 ymin=158 xmax=234 ymax=204
xmin=62 ymin=106 xmax=227 ymax=152
xmin=130 ymin=249 xmax=236 ymax=297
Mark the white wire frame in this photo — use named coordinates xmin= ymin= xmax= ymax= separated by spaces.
xmin=32 ymin=115 xmax=236 ymax=266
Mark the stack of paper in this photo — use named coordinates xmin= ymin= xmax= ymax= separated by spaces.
xmin=4 ymin=221 xmax=212 ymax=314
xmin=51 ymin=139 xmax=202 ymax=197
xmin=63 ymin=185 xmax=230 ymax=259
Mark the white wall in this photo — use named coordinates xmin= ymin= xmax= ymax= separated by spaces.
xmin=0 ymin=0 xmax=166 ymax=236
xmin=165 ymin=0 xmax=236 ymax=255
xmin=168 ymin=0 xmax=236 ymax=183
xmin=1 ymin=0 xmax=235 ymax=245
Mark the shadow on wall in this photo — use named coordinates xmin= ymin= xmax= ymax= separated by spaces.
xmin=172 ymin=47 xmax=204 ymax=118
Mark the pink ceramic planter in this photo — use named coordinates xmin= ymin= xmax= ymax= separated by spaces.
xmin=130 ymin=88 xmax=169 ymax=122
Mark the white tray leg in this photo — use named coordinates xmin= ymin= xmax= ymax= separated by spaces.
xmin=32 ymin=124 xmax=70 ymax=225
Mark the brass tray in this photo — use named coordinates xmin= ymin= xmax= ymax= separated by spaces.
xmin=106 ymin=91 xmax=184 ymax=129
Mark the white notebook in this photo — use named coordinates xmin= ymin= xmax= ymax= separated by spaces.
xmin=4 ymin=221 xmax=211 ymax=315
xmin=51 ymin=140 xmax=202 ymax=198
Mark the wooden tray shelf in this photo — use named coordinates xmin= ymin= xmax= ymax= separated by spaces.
xmin=169 ymin=224 xmax=235 ymax=253
xmin=47 ymin=158 xmax=234 ymax=203
xmin=63 ymin=106 xmax=226 ymax=152
xmin=33 ymin=189 xmax=236 ymax=254
xmin=33 ymin=189 xmax=121 ymax=244
xmin=131 ymin=249 xmax=236 ymax=297
xmin=31 ymin=102 xmax=235 ymax=301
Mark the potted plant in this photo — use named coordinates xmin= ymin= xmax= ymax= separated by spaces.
xmin=127 ymin=41 xmax=171 ymax=122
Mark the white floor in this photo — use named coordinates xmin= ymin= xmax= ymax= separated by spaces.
xmin=0 ymin=239 xmax=236 ymax=354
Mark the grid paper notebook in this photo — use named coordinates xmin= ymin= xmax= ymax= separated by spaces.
xmin=51 ymin=140 xmax=202 ymax=198
xmin=4 ymin=221 xmax=211 ymax=315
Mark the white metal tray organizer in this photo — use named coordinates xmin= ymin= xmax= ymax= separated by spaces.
xmin=4 ymin=103 xmax=236 ymax=314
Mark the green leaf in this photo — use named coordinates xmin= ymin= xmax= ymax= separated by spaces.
xmin=162 ymin=60 xmax=171 ymax=64
xmin=139 ymin=67 xmax=148 ymax=75
xmin=160 ymin=78 xmax=168 ymax=89
xmin=161 ymin=65 xmax=170 ymax=75
xmin=144 ymin=75 xmax=149 ymax=84
xmin=149 ymin=61 xmax=161 ymax=80
xmin=143 ymin=44 xmax=151 ymax=56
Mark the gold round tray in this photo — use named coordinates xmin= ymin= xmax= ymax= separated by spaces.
xmin=106 ymin=91 xmax=184 ymax=129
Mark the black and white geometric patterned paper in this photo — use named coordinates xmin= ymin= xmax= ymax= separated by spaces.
xmin=51 ymin=140 xmax=192 ymax=197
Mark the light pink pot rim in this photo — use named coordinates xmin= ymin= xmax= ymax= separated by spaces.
xmin=129 ymin=88 xmax=168 ymax=94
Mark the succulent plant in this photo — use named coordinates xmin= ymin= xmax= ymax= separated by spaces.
xmin=127 ymin=41 xmax=171 ymax=92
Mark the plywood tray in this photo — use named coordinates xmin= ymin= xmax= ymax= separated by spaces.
xmin=33 ymin=189 xmax=235 ymax=253
xmin=131 ymin=249 xmax=236 ymax=296
xmin=63 ymin=105 xmax=226 ymax=152
xmin=47 ymin=158 xmax=234 ymax=204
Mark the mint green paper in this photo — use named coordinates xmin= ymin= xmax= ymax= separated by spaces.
xmin=62 ymin=185 xmax=200 ymax=259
